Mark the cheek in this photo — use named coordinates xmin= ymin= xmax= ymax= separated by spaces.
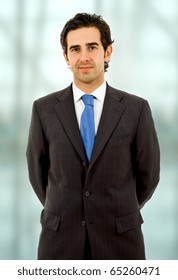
xmin=95 ymin=57 xmax=105 ymax=70
xmin=94 ymin=53 xmax=105 ymax=64
xmin=69 ymin=56 xmax=79 ymax=68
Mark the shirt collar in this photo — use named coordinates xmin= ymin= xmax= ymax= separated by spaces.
xmin=72 ymin=81 xmax=106 ymax=103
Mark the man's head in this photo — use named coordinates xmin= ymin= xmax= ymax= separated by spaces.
xmin=60 ymin=13 xmax=114 ymax=72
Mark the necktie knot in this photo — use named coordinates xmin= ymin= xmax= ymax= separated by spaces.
xmin=81 ymin=94 xmax=94 ymax=106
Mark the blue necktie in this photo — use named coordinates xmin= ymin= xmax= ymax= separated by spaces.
xmin=80 ymin=94 xmax=95 ymax=161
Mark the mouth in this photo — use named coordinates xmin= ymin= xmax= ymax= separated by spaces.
xmin=78 ymin=65 xmax=94 ymax=71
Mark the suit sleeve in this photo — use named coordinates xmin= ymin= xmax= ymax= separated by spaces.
xmin=26 ymin=101 xmax=49 ymax=205
xmin=134 ymin=100 xmax=160 ymax=208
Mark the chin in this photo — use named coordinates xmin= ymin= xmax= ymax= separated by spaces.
xmin=78 ymin=75 xmax=94 ymax=84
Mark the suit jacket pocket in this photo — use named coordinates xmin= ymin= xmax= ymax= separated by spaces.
xmin=40 ymin=209 xmax=61 ymax=231
xmin=115 ymin=210 xmax=143 ymax=234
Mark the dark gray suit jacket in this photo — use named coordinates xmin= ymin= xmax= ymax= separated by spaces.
xmin=26 ymin=84 xmax=160 ymax=260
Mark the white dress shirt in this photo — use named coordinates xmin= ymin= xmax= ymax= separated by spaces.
xmin=72 ymin=81 xmax=106 ymax=134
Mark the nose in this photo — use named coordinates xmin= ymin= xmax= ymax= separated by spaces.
xmin=79 ymin=50 xmax=89 ymax=63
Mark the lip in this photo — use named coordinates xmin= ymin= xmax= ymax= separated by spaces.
xmin=78 ymin=65 xmax=93 ymax=71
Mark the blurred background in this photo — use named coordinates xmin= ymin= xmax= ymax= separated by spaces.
xmin=0 ymin=0 xmax=177 ymax=259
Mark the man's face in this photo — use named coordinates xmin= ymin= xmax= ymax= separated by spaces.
xmin=64 ymin=27 xmax=112 ymax=89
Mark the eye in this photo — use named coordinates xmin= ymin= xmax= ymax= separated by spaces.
xmin=70 ymin=47 xmax=80 ymax=53
xmin=89 ymin=45 xmax=97 ymax=51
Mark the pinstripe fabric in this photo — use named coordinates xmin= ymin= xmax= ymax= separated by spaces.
xmin=26 ymin=84 xmax=160 ymax=260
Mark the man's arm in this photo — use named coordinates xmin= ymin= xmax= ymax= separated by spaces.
xmin=26 ymin=101 xmax=49 ymax=205
xmin=134 ymin=100 xmax=160 ymax=208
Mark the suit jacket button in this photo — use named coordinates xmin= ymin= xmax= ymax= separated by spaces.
xmin=81 ymin=220 xmax=86 ymax=227
xmin=82 ymin=161 xmax=87 ymax=167
xmin=84 ymin=191 xmax=90 ymax=197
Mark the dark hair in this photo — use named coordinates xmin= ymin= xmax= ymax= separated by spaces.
xmin=60 ymin=13 xmax=114 ymax=71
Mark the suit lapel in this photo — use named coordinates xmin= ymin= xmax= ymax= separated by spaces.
xmin=89 ymin=85 xmax=125 ymax=170
xmin=54 ymin=84 xmax=125 ymax=167
xmin=54 ymin=86 xmax=86 ymax=161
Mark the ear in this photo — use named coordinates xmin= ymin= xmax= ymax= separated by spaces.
xmin=104 ymin=45 xmax=112 ymax=63
xmin=63 ymin=51 xmax=70 ymax=66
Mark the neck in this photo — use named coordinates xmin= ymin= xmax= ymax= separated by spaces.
xmin=74 ymin=78 xmax=105 ymax=94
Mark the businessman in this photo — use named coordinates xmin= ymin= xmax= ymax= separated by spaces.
xmin=26 ymin=13 xmax=160 ymax=260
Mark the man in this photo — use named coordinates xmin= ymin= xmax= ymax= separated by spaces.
xmin=26 ymin=13 xmax=160 ymax=260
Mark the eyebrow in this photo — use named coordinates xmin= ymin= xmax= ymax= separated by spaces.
xmin=86 ymin=42 xmax=99 ymax=47
xmin=69 ymin=44 xmax=80 ymax=51
xmin=69 ymin=42 xmax=99 ymax=51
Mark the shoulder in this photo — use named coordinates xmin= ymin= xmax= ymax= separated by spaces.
xmin=107 ymin=84 xmax=146 ymax=104
xmin=34 ymin=84 xmax=72 ymax=107
xmin=106 ymin=84 xmax=153 ymax=123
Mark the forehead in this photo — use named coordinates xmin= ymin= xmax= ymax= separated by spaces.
xmin=66 ymin=27 xmax=102 ymax=47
